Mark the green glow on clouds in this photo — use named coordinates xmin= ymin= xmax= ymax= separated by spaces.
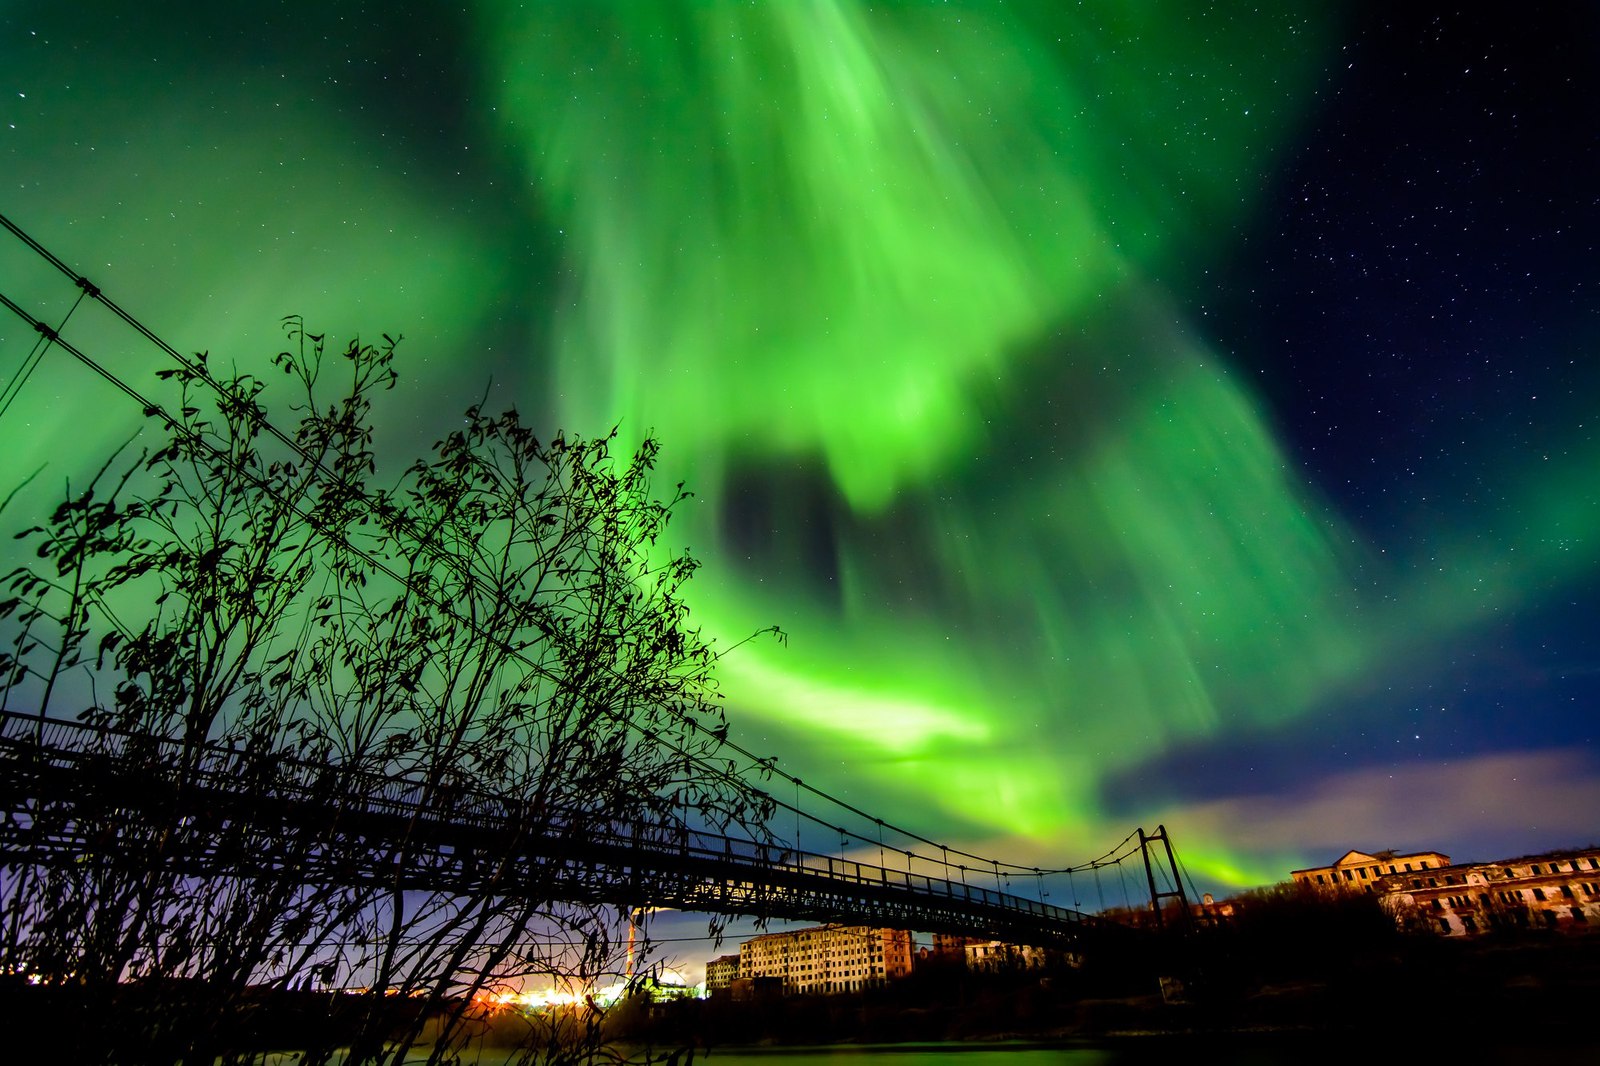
xmin=473 ymin=1 xmax=1367 ymax=861
xmin=481 ymin=0 xmax=1321 ymax=510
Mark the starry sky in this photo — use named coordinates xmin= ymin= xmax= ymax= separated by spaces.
xmin=3 ymin=0 xmax=1599 ymax=921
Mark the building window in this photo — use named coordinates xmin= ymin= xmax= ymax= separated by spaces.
xmin=1533 ymin=888 xmax=1547 ymax=902
xmin=1573 ymin=907 xmax=1588 ymax=924
xmin=1437 ymin=919 xmax=1450 ymax=933
xmin=1543 ymin=910 xmax=1558 ymax=927
xmin=1359 ymin=868 xmax=1369 ymax=880
xmin=1404 ymin=863 xmax=1413 ymax=872
xmin=1389 ymin=865 xmax=1398 ymax=874
xmin=1316 ymin=874 xmax=1326 ymax=885
xmin=1562 ymin=885 xmax=1576 ymax=899
xmin=1421 ymin=861 xmax=1431 ymax=869
xmin=1462 ymin=916 xmax=1477 ymax=932
xmin=1343 ymin=869 xmax=1354 ymax=881
xmin=1532 ymin=865 xmax=1542 ymax=875
xmin=1431 ymin=900 xmax=1444 ymax=911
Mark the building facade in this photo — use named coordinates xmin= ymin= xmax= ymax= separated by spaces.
xmin=1291 ymin=845 xmax=1600 ymax=936
xmin=737 ymin=925 xmax=913 ymax=995
xmin=1290 ymin=848 xmax=1452 ymax=892
xmin=963 ymin=941 xmax=1052 ymax=971
xmin=704 ymin=953 xmax=739 ymax=994
xmin=1377 ymin=847 xmax=1600 ymax=935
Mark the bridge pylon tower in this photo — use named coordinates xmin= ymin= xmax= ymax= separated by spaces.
xmin=1137 ymin=824 xmax=1190 ymax=928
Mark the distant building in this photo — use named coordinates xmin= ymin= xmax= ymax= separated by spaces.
xmin=916 ymin=933 xmax=982 ymax=969
xmin=963 ymin=941 xmax=1053 ymax=972
xmin=929 ymin=932 xmax=983 ymax=959
xmin=737 ymin=925 xmax=913 ymax=995
xmin=704 ymin=953 xmax=739 ymax=995
xmin=1289 ymin=845 xmax=1600 ymax=937
xmin=1291 ymin=848 xmax=1452 ymax=892
xmin=1195 ymin=892 xmax=1236 ymax=922
xmin=1378 ymin=847 xmax=1600 ymax=936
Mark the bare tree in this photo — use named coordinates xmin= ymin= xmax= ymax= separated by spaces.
xmin=0 ymin=320 xmax=777 ymax=1065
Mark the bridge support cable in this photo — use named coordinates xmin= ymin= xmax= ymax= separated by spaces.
xmin=0 ymin=284 xmax=87 ymax=423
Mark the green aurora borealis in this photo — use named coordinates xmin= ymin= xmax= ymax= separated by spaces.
xmin=4 ymin=1 xmax=1600 ymax=894
xmin=483 ymin=2 xmax=1352 ymax=877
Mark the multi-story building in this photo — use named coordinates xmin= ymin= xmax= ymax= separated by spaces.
xmin=737 ymin=925 xmax=913 ymax=995
xmin=928 ymin=932 xmax=984 ymax=960
xmin=704 ymin=953 xmax=739 ymax=995
xmin=1377 ymin=847 xmax=1600 ymax=935
xmin=1290 ymin=845 xmax=1600 ymax=936
xmin=1290 ymin=848 xmax=1452 ymax=892
xmin=963 ymin=941 xmax=1053 ymax=971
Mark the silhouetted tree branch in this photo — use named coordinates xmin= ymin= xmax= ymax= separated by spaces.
xmin=0 ymin=319 xmax=777 ymax=1065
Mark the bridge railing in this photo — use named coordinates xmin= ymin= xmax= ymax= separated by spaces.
xmin=659 ymin=824 xmax=1086 ymax=926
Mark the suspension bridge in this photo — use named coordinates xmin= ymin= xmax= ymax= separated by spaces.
xmin=0 ymin=211 xmax=1197 ymax=963
xmin=0 ymin=709 xmax=1188 ymax=953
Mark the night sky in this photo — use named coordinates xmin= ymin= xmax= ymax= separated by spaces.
xmin=4 ymin=0 xmax=1599 ymax=943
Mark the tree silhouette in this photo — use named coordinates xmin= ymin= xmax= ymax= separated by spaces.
xmin=0 ymin=319 xmax=777 ymax=1065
